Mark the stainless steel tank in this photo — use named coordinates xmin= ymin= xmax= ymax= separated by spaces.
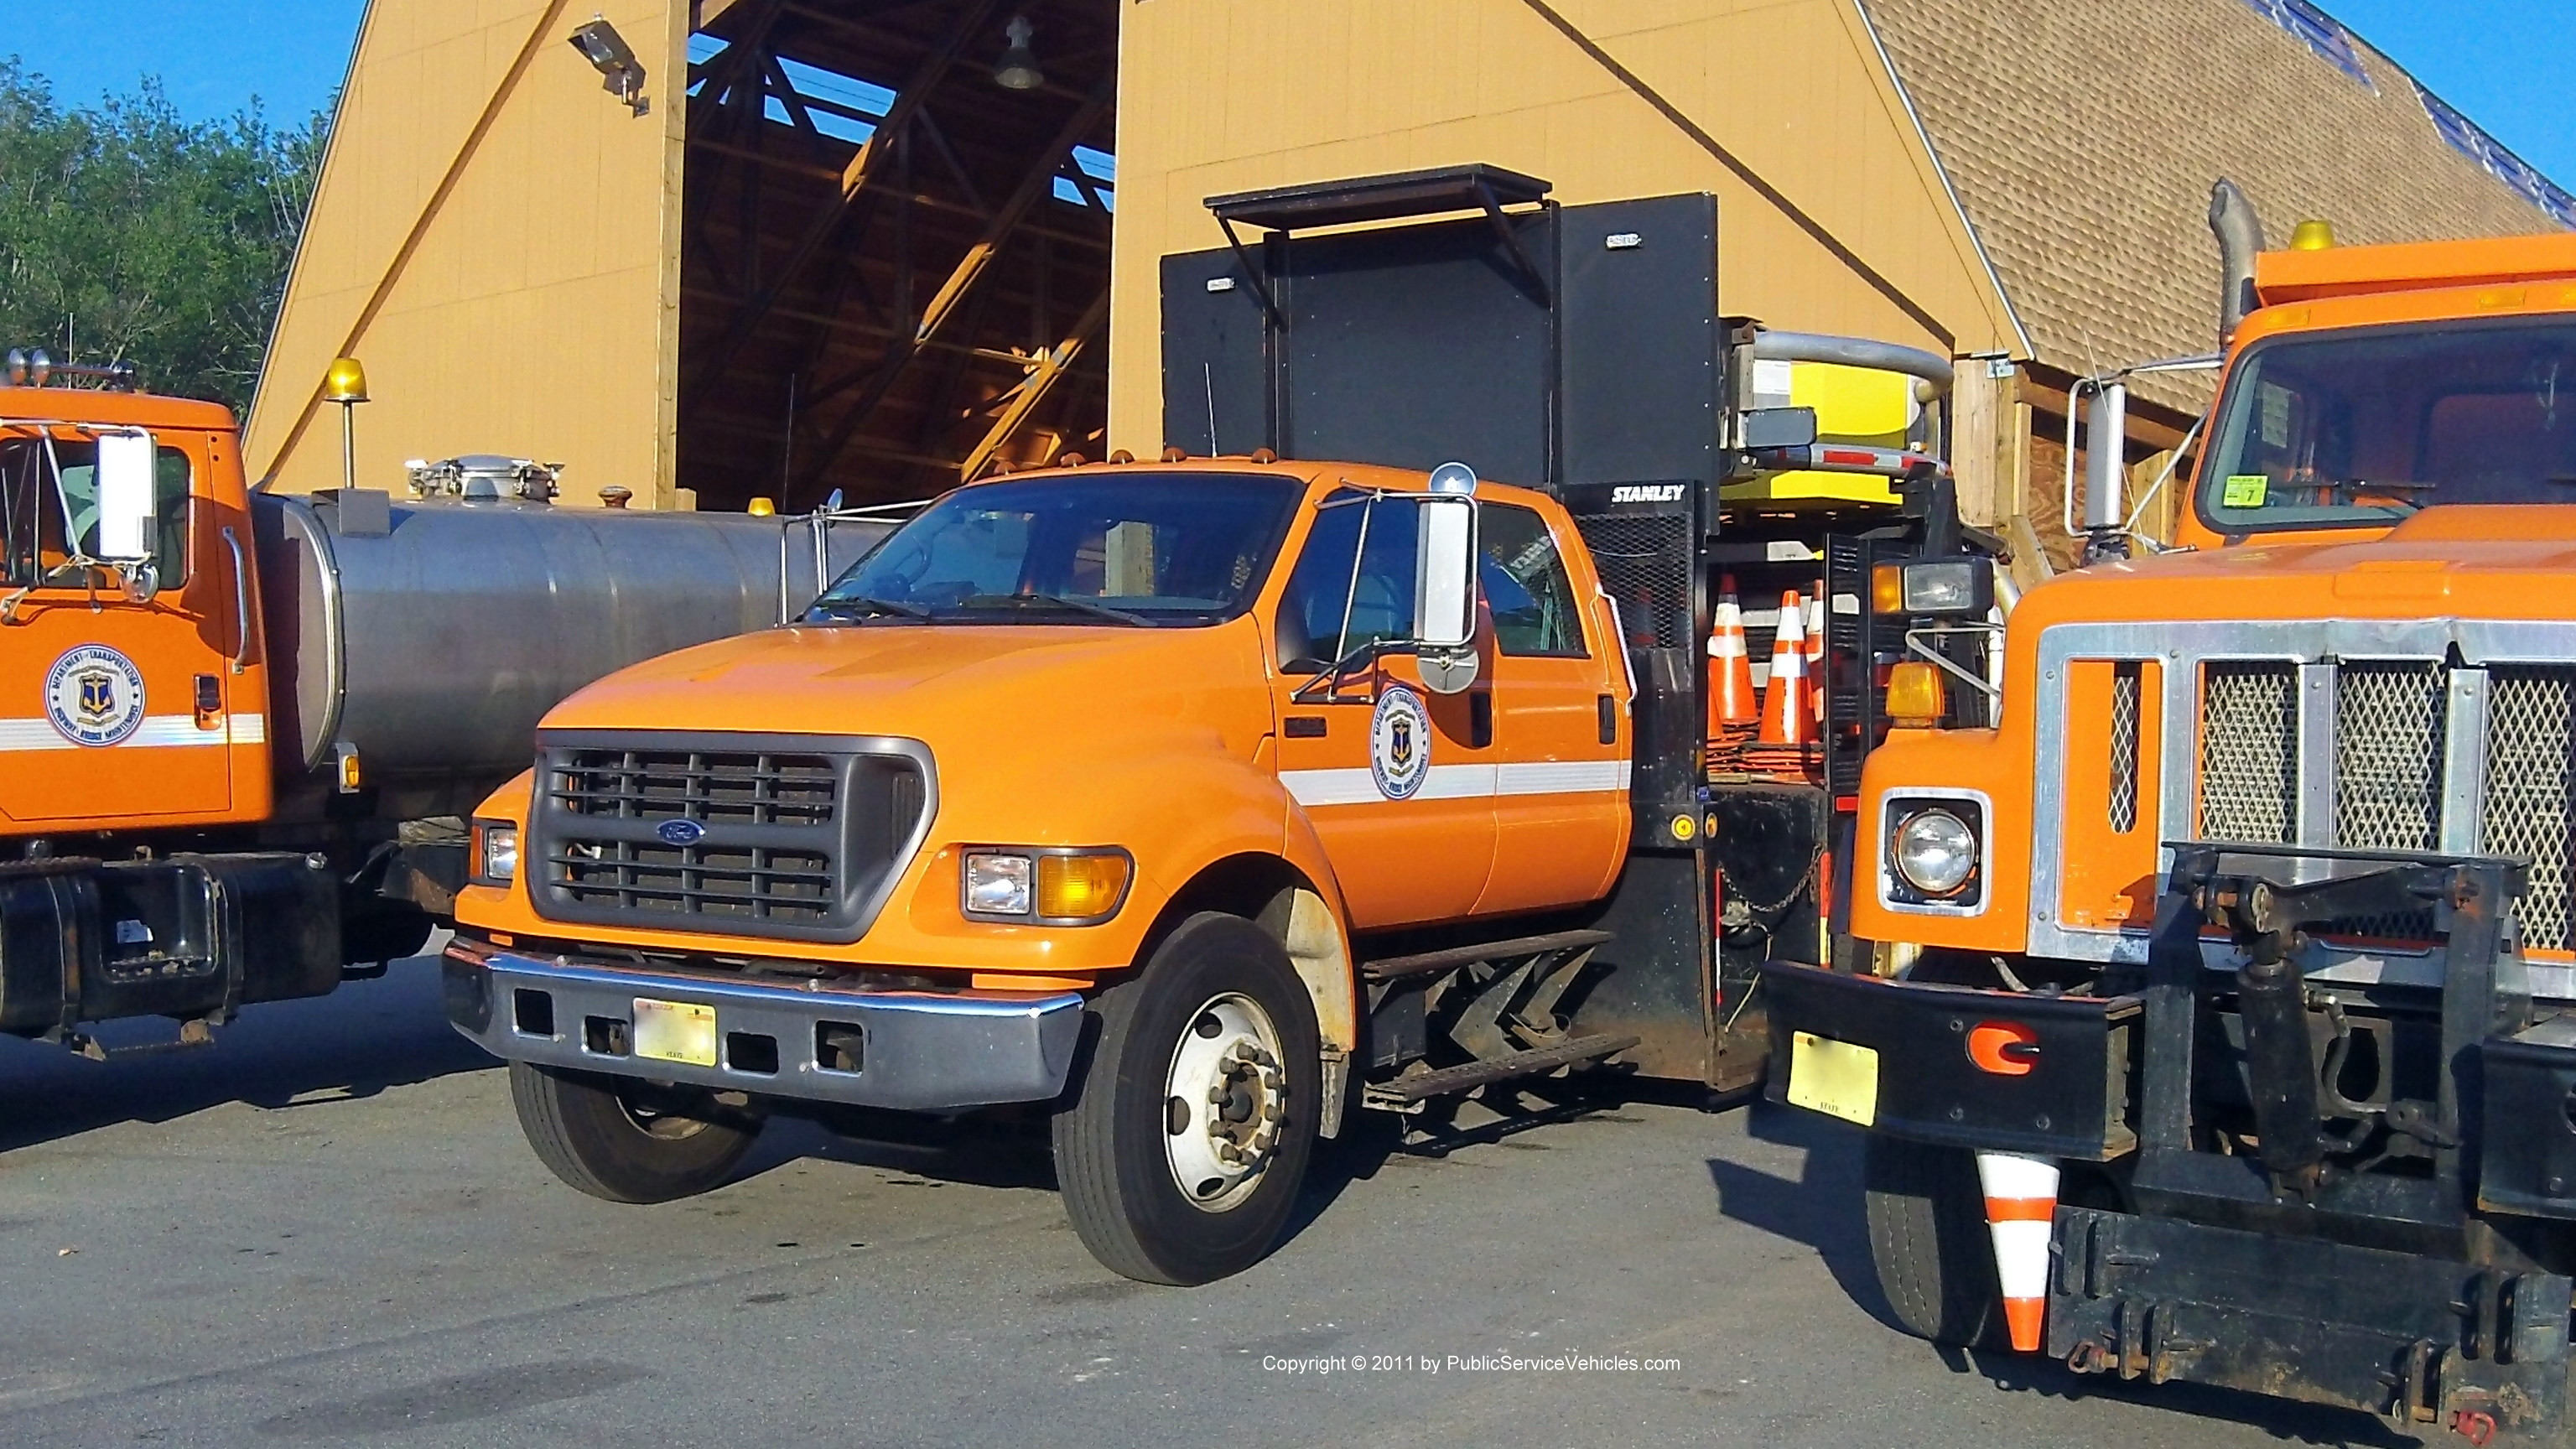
xmin=250 ymin=488 xmax=888 ymax=820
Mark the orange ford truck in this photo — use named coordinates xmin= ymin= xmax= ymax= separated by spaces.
xmin=440 ymin=169 xmax=2002 ymax=1285
xmin=1761 ymin=223 xmax=2576 ymax=1440
xmin=0 ymin=351 xmax=872 ymax=1066
xmin=445 ymin=458 xmax=1655 ymax=1284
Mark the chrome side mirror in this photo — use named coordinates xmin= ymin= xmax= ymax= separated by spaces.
xmin=1413 ymin=465 xmax=1480 ymax=694
xmin=95 ymin=429 xmax=157 ymax=560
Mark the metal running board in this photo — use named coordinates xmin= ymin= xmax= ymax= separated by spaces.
xmin=1360 ymin=929 xmax=1613 ymax=984
xmin=1370 ymin=1032 xmax=1639 ymax=1104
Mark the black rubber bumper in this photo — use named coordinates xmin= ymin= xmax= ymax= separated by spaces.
xmin=1757 ymin=961 xmax=2139 ymax=1161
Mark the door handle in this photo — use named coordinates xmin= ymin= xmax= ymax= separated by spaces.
xmin=221 ymin=526 xmax=252 ymax=674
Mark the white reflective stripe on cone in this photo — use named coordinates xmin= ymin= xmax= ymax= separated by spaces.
xmin=1975 ymin=1150 xmax=2059 ymax=1353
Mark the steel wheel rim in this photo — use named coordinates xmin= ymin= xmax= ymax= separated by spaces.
xmin=1161 ymin=991 xmax=1286 ymax=1213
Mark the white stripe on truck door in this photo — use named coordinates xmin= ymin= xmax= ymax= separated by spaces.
xmin=0 ymin=714 xmax=265 ymax=750
xmin=1280 ymin=759 xmax=1628 ymax=808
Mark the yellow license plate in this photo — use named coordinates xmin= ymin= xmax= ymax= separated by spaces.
xmin=631 ymin=997 xmax=718 ymax=1067
xmin=1786 ymin=1031 xmax=1879 ymax=1126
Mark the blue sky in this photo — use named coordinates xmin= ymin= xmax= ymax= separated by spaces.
xmin=3 ymin=0 xmax=2568 ymax=186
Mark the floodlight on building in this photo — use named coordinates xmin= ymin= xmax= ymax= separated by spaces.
xmin=569 ymin=18 xmax=650 ymax=116
xmin=995 ymin=15 xmax=1045 ymax=91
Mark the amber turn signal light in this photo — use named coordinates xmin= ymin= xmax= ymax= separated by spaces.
xmin=1885 ymin=660 xmax=1946 ymax=727
xmin=1037 ymin=853 xmax=1132 ymax=921
xmin=1870 ymin=563 xmax=1905 ymax=615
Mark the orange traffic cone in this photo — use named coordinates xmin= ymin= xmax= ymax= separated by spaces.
xmin=1803 ymin=588 xmax=1827 ymax=727
xmin=1707 ymin=576 xmax=1758 ymax=730
xmin=1756 ymin=590 xmax=1812 ymax=748
xmin=1976 ymin=1151 xmax=2060 ymax=1353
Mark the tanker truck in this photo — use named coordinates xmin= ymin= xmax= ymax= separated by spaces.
xmin=0 ymin=351 xmax=884 ymax=1062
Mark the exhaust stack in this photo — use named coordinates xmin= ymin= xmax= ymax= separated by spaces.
xmin=2209 ymin=178 xmax=2267 ymax=349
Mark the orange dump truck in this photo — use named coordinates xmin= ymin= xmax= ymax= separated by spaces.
xmin=1761 ymin=224 xmax=2576 ymax=1436
xmin=439 ymin=172 xmax=2003 ymax=1284
xmin=0 ymin=353 xmax=874 ymax=1064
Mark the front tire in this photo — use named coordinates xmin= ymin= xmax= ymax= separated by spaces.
xmin=509 ymin=1061 xmax=758 ymax=1203
xmin=1052 ymin=912 xmax=1322 ymax=1285
xmin=1863 ymin=1133 xmax=2004 ymax=1348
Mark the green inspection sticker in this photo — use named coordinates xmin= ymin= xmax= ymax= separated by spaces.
xmin=2222 ymin=474 xmax=2269 ymax=508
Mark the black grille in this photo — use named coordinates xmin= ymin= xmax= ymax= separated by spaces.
xmin=529 ymin=733 xmax=930 ymax=943
xmin=1571 ymin=512 xmax=1692 ymax=648
xmin=557 ymin=749 xmax=841 ymax=828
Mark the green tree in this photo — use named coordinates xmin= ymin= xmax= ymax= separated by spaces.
xmin=0 ymin=59 xmax=327 ymax=413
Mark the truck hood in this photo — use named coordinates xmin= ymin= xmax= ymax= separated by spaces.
xmin=541 ymin=620 xmax=1275 ymax=753
xmin=2018 ymin=506 xmax=2576 ymax=632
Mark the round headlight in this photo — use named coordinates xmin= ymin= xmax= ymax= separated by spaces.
xmin=1893 ymin=809 xmax=1977 ymax=896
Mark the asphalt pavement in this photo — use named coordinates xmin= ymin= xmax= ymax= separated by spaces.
xmin=0 ymin=955 xmax=2409 ymax=1447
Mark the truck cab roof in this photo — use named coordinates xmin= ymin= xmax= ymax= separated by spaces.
xmin=2253 ymin=231 xmax=2576 ymax=308
xmin=0 ymin=387 xmax=236 ymax=432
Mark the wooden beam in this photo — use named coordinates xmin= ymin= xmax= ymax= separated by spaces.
xmin=958 ymin=288 xmax=1108 ymax=480
xmin=678 ymin=283 xmax=1111 ymax=375
xmin=782 ymin=76 xmax=1112 ymax=495
xmin=680 ymin=0 xmax=998 ymax=411
xmin=915 ymin=75 xmax=1113 ymax=347
xmin=683 ymin=138 xmax=1111 ymax=247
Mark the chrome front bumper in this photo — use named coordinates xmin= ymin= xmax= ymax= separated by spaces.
xmin=441 ymin=943 xmax=1085 ymax=1112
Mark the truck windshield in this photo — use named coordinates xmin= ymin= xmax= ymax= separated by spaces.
xmin=0 ymin=430 xmax=192 ymax=587
xmin=2199 ymin=316 xmax=2576 ymax=532
xmin=811 ymin=471 xmax=1304 ymax=626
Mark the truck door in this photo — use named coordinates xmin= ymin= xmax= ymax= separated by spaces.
xmin=1474 ymin=501 xmax=1633 ymax=913
xmin=1 ymin=427 xmax=242 ymax=826
xmin=1268 ymin=490 xmax=1497 ymax=927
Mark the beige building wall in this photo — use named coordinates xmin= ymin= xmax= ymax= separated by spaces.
xmin=246 ymin=0 xmax=688 ymax=506
xmin=1107 ymin=0 xmax=2027 ymax=467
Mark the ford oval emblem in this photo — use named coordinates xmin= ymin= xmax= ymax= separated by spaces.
xmin=656 ymin=818 xmax=707 ymax=847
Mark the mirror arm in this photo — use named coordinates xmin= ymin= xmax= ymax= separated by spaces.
xmin=1290 ymin=639 xmax=1402 ymax=704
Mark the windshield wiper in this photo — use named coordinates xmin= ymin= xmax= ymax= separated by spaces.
xmin=807 ymin=594 xmax=930 ymax=621
xmin=955 ymin=593 xmax=1154 ymax=626
xmin=2320 ymin=478 xmax=2433 ymax=515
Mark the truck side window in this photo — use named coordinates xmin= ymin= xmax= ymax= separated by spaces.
xmin=0 ymin=436 xmax=191 ymax=587
xmin=1479 ymin=503 xmax=1585 ymax=657
xmin=1276 ymin=491 xmax=1417 ymax=667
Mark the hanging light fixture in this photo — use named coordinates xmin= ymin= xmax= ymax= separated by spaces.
xmin=994 ymin=15 xmax=1044 ymax=91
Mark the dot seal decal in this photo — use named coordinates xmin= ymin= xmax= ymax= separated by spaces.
xmin=1369 ymin=684 xmax=1432 ymax=801
xmin=45 ymin=644 xmax=148 ymax=747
